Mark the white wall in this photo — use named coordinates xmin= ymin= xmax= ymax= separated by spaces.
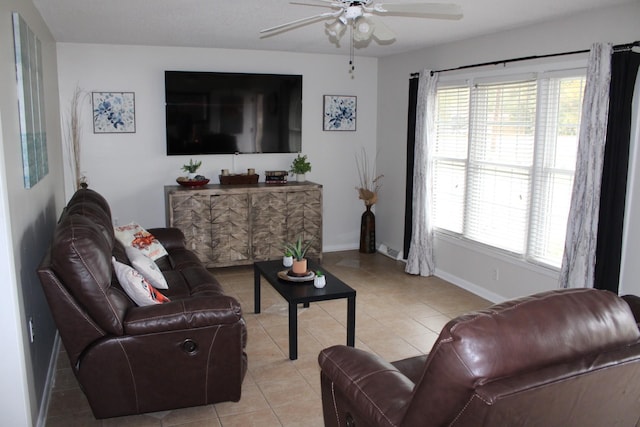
xmin=0 ymin=0 xmax=64 ymax=425
xmin=56 ymin=44 xmax=378 ymax=251
xmin=376 ymin=1 xmax=640 ymax=302
xmin=619 ymin=70 xmax=640 ymax=296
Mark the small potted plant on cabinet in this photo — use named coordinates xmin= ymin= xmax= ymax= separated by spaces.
xmin=182 ymin=159 xmax=202 ymax=180
xmin=283 ymin=236 xmax=314 ymax=275
xmin=289 ymin=154 xmax=311 ymax=182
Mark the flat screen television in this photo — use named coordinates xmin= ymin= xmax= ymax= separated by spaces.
xmin=165 ymin=71 xmax=302 ymax=155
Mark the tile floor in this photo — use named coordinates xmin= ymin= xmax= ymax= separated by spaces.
xmin=45 ymin=250 xmax=491 ymax=426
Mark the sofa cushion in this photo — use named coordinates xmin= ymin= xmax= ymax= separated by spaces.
xmin=125 ymin=246 xmax=168 ymax=289
xmin=51 ymin=214 xmax=131 ymax=335
xmin=115 ymin=223 xmax=168 ymax=260
xmin=112 ymin=258 xmax=170 ymax=306
xmin=161 ymin=267 xmax=225 ymax=300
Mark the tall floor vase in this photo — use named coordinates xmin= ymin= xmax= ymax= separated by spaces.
xmin=360 ymin=205 xmax=376 ymax=253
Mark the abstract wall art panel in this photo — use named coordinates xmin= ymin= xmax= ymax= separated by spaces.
xmin=13 ymin=13 xmax=48 ymax=188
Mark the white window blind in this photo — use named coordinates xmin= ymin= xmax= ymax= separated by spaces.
xmin=433 ymin=86 xmax=469 ymax=234
xmin=529 ymin=76 xmax=586 ymax=265
xmin=432 ymin=73 xmax=586 ymax=268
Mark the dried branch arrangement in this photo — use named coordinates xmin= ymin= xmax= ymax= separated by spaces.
xmin=65 ymin=86 xmax=86 ymax=189
xmin=355 ymin=148 xmax=383 ymax=206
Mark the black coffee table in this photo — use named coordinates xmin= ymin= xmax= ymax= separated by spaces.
xmin=254 ymin=260 xmax=356 ymax=360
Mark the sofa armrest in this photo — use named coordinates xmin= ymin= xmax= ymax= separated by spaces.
xmin=147 ymin=227 xmax=186 ymax=251
xmin=318 ymin=345 xmax=414 ymax=427
xmin=123 ymin=295 xmax=243 ymax=335
xmin=622 ymin=294 xmax=640 ymax=324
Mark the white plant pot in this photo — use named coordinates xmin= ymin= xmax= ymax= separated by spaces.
xmin=296 ymin=173 xmax=306 ymax=182
xmin=314 ymin=275 xmax=326 ymax=288
xmin=283 ymin=255 xmax=293 ymax=268
xmin=187 ymin=172 xmax=197 ymax=180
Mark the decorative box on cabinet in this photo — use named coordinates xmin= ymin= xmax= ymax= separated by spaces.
xmin=165 ymin=182 xmax=323 ymax=268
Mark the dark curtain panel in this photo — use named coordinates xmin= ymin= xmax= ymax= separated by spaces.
xmin=404 ymin=76 xmax=419 ymax=259
xmin=594 ymin=50 xmax=640 ymax=292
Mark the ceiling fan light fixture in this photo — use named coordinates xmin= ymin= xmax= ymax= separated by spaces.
xmin=353 ymin=16 xmax=374 ymax=42
xmin=325 ymin=19 xmax=346 ymax=39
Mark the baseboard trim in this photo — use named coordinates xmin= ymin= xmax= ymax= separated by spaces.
xmin=435 ymin=268 xmax=505 ymax=304
xmin=323 ymin=244 xmax=359 ymax=252
xmin=36 ymin=333 xmax=60 ymax=427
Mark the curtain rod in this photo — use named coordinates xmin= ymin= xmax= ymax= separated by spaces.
xmin=409 ymin=41 xmax=639 ymax=78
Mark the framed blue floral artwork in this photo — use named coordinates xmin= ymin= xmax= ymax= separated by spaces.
xmin=92 ymin=92 xmax=136 ymax=133
xmin=323 ymin=95 xmax=356 ymax=131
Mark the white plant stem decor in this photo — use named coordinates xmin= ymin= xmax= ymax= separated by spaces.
xmin=355 ymin=147 xmax=383 ymax=206
xmin=65 ymin=85 xmax=86 ymax=190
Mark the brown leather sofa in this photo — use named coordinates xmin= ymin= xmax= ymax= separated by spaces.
xmin=37 ymin=188 xmax=248 ymax=418
xmin=319 ymin=288 xmax=640 ymax=426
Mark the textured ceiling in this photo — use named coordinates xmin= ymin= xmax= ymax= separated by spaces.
xmin=33 ymin=0 xmax=632 ymax=57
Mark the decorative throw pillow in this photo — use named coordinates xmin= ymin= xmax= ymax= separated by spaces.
xmin=125 ymin=246 xmax=169 ymax=290
xmin=114 ymin=223 xmax=168 ymax=260
xmin=112 ymin=257 xmax=170 ymax=306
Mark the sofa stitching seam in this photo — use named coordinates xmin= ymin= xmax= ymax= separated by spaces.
xmin=330 ymin=381 xmax=341 ymax=426
xmin=325 ymin=355 xmax=399 ymax=427
xmin=124 ymin=307 xmax=238 ymax=325
xmin=49 ymin=272 xmax=105 ymax=336
xmin=116 ymin=339 xmax=139 ymax=413
xmin=448 ymin=393 xmax=479 ymax=426
xmin=205 ymin=325 xmax=220 ymax=403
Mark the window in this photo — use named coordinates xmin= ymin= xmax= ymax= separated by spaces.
xmin=432 ymin=73 xmax=586 ymax=268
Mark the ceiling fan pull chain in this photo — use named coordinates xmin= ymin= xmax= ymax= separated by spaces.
xmin=349 ymin=24 xmax=355 ymax=74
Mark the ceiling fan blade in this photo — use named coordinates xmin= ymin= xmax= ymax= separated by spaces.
xmin=290 ymin=0 xmax=339 ymax=6
xmin=374 ymin=3 xmax=463 ymax=20
xmin=369 ymin=16 xmax=396 ymax=42
xmin=260 ymin=11 xmax=340 ymax=34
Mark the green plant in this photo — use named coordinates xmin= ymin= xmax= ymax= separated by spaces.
xmin=315 ymin=270 xmax=324 ymax=277
xmin=289 ymin=154 xmax=312 ymax=175
xmin=284 ymin=249 xmax=293 ymax=257
xmin=283 ymin=236 xmax=314 ymax=261
xmin=182 ymin=159 xmax=202 ymax=174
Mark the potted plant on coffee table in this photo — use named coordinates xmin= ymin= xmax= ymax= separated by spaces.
xmin=283 ymin=249 xmax=294 ymax=268
xmin=283 ymin=236 xmax=314 ymax=275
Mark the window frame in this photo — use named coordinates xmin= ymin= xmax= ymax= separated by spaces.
xmin=431 ymin=59 xmax=588 ymax=272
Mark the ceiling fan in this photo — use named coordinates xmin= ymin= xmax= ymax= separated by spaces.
xmin=260 ymin=0 xmax=463 ymax=41
xmin=260 ymin=1 xmax=462 ymax=71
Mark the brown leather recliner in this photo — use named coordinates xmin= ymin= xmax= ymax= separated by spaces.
xmin=37 ymin=188 xmax=248 ymax=418
xmin=319 ymin=288 xmax=640 ymax=426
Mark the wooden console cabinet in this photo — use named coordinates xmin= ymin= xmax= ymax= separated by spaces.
xmin=165 ymin=182 xmax=323 ymax=268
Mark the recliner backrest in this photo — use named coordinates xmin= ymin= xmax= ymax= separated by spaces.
xmin=49 ymin=213 xmax=132 ymax=336
xmin=401 ymin=288 xmax=640 ymax=426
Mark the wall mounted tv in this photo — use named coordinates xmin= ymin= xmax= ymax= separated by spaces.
xmin=165 ymin=71 xmax=302 ymax=155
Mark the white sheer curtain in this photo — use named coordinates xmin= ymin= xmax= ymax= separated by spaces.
xmin=559 ymin=43 xmax=612 ymax=289
xmin=406 ymin=70 xmax=438 ymax=276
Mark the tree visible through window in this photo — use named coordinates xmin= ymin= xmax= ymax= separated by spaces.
xmin=432 ymin=74 xmax=586 ymax=268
